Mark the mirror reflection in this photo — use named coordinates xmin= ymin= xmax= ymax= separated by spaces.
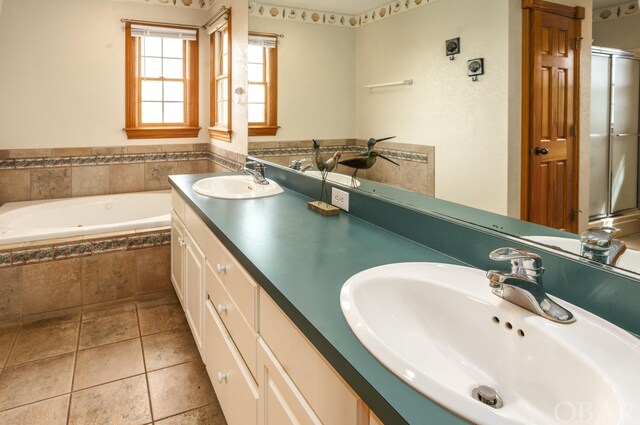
xmin=247 ymin=0 xmax=640 ymax=275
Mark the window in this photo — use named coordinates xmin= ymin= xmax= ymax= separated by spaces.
xmin=124 ymin=22 xmax=200 ymax=139
xmin=248 ymin=33 xmax=279 ymax=136
xmin=209 ymin=10 xmax=232 ymax=141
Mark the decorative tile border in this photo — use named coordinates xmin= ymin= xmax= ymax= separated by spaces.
xmin=0 ymin=151 xmax=209 ymax=171
xmin=594 ymin=1 xmax=639 ymax=23
xmin=108 ymin=0 xmax=213 ymax=10
xmin=209 ymin=152 xmax=244 ymax=171
xmin=249 ymin=0 xmax=436 ymax=28
xmin=0 ymin=229 xmax=171 ymax=268
xmin=248 ymin=145 xmax=429 ymax=164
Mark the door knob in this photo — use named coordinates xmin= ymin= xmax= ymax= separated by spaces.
xmin=216 ymin=304 xmax=228 ymax=314
xmin=217 ymin=371 xmax=227 ymax=383
xmin=215 ymin=264 xmax=227 ymax=274
xmin=534 ymin=147 xmax=549 ymax=156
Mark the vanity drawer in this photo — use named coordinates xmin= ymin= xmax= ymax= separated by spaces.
xmin=259 ymin=292 xmax=361 ymax=425
xmin=205 ymin=299 xmax=258 ymax=425
xmin=171 ymin=189 xmax=186 ymax=221
xmin=185 ymin=205 xmax=258 ymax=331
xmin=205 ymin=259 xmax=258 ymax=378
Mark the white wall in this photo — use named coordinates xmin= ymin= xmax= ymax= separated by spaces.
xmin=0 ymin=0 xmax=210 ymax=149
xmin=593 ymin=14 xmax=640 ymax=51
xmin=248 ymin=16 xmax=356 ymax=141
xmin=355 ymin=0 xmax=512 ymax=215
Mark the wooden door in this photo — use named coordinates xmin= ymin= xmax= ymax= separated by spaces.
xmin=522 ymin=1 xmax=584 ymax=232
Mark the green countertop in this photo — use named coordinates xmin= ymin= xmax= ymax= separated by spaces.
xmin=170 ymin=173 xmax=471 ymax=425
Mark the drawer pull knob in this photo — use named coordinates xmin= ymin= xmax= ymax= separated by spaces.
xmin=178 ymin=237 xmax=186 ymax=247
xmin=216 ymin=264 xmax=227 ymax=274
xmin=217 ymin=304 xmax=228 ymax=314
xmin=217 ymin=372 xmax=227 ymax=383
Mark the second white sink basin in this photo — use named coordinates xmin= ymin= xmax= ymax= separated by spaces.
xmin=340 ymin=262 xmax=640 ymax=425
xmin=192 ymin=175 xmax=284 ymax=199
xmin=304 ymin=170 xmax=360 ymax=188
xmin=524 ymin=235 xmax=640 ymax=274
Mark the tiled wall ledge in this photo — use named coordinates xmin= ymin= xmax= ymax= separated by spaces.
xmin=209 ymin=144 xmax=246 ymax=172
xmin=248 ymin=139 xmax=435 ymax=196
xmin=0 ymin=229 xmax=171 ymax=327
xmin=0 ymin=143 xmax=212 ymax=205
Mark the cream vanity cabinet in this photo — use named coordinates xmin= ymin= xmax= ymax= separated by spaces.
xmin=170 ymin=189 xmax=377 ymax=425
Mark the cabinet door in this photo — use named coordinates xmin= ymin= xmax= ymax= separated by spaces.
xmin=170 ymin=212 xmax=186 ymax=307
xmin=185 ymin=231 xmax=205 ymax=357
xmin=205 ymin=299 xmax=258 ymax=425
xmin=257 ymin=338 xmax=322 ymax=425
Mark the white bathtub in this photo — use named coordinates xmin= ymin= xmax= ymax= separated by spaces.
xmin=0 ymin=191 xmax=171 ymax=244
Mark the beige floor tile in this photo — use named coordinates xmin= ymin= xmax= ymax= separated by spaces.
xmin=0 ymin=326 xmax=19 ymax=368
xmin=148 ymin=361 xmax=216 ymax=421
xmin=135 ymin=290 xmax=179 ymax=309
xmin=79 ymin=310 xmax=139 ymax=349
xmin=82 ymin=301 xmax=136 ymax=321
xmin=69 ymin=375 xmax=151 ymax=425
xmin=142 ymin=328 xmax=199 ymax=371
xmin=0 ymin=352 xmax=75 ymax=411
xmin=0 ymin=394 xmax=69 ymax=425
xmin=74 ymin=338 xmax=145 ymax=390
xmin=138 ymin=303 xmax=187 ymax=336
xmin=22 ymin=313 xmax=81 ymax=331
xmin=7 ymin=322 xmax=79 ymax=366
xmin=154 ymin=403 xmax=227 ymax=425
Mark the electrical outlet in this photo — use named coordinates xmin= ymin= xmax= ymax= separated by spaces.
xmin=331 ymin=187 xmax=349 ymax=212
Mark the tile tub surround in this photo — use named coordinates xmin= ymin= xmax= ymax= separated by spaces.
xmin=0 ymin=229 xmax=172 ymax=326
xmin=248 ymin=138 xmax=434 ymax=196
xmin=0 ymin=142 xmax=249 ymax=206
xmin=0 ymin=296 xmax=227 ymax=424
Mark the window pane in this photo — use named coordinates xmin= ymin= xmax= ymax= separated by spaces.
xmin=141 ymin=37 xmax=161 ymax=57
xmin=249 ymin=103 xmax=265 ymax=123
xmin=217 ymin=79 xmax=228 ymax=102
xmin=248 ymin=45 xmax=264 ymax=64
xmin=163 ymin=38 xmax=183 ymax=58
xmin=217 ymin=101 xmax=228 ymax=124
xmin=163 ymin=58 xmax=183 ymax=78
xmin=141 ymin=80 xmax=163 ymax=101
xmin=248 ymin=64 xmax=264 ymax=83
xmin=222 ymin=31 xmax=229 ymax=55
xmin=141 ymin=57 xmax=162 ymax=78
xmin=222 ymin=53 xmax=228 ymax=75
xmin=164 ymin=102 xmax=184 ymax=123
xmin=164 ymin=81 xmax=184 ymax=102
xmin=248 ymin=84 xmax=265 ymax=103
xmin=141 ymin=102 xmax=162 ymax=123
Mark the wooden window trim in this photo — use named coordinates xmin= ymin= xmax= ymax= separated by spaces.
xmin=124 ymin=22 xmax=200 ymax=139
xmin=249 ymin=32 xmax=279 ymax=137
xmin=209 ymin=10 xmax=233 ymax=142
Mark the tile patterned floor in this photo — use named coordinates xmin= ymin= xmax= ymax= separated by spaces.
xmin=0 ymin=293 xmax=227 ymax=425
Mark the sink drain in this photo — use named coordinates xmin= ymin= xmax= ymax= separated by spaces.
xmin=472 ymin=385 xmax=503 ymax=409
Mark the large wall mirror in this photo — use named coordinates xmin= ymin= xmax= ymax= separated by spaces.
xmin=247 ymin=0 xmax=640 ymax=276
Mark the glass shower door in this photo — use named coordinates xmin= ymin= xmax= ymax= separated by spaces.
xmin=589 ymin=54 xmax=611 ymax=218
xmin=610 ymin=57 xmax=640 ymax=214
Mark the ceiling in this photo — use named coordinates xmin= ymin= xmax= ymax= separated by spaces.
xmin=265 ymin=0 xmax=390 ymax=15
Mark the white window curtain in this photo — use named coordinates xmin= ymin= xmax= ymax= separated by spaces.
xmin=249 ymin=35 xmax=277 ymax=49
xmin=131 ymin=24 xmax=197 ymax=41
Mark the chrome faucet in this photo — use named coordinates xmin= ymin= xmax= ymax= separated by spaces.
xmin=289 ymin=159 xmax=312 ymax=172
xmin=580 ymin=226 xmax=626 ymax=266
xmin=486 ymin=247 xmax=575 ymax=324
xmin=241 ymin=161 xmax=269 ymax=185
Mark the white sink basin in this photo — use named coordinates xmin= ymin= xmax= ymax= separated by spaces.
xmin=192 ymin=175 xmax=284 ymax=199
xmin=524 ymin=235 xmax=640 ymax=274
xmin=304 ymin=170 xmax=360 ymax=188
xmin=340 ymin=262 xmax=640 ymax=425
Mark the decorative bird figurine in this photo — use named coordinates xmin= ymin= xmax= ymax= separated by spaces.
xmin=338 ymin=150 xmax=399 ymax=188
xmin=362 ymin=136 xmax=396 ymax=154
xmin=312 ymin=139 xmax=343 ymax=203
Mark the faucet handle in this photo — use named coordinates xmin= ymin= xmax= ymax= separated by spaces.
xmin=489 ymin=247 xmax=544 ymax=283
xmin=580 ymin=226 xmax=620 ymax=248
